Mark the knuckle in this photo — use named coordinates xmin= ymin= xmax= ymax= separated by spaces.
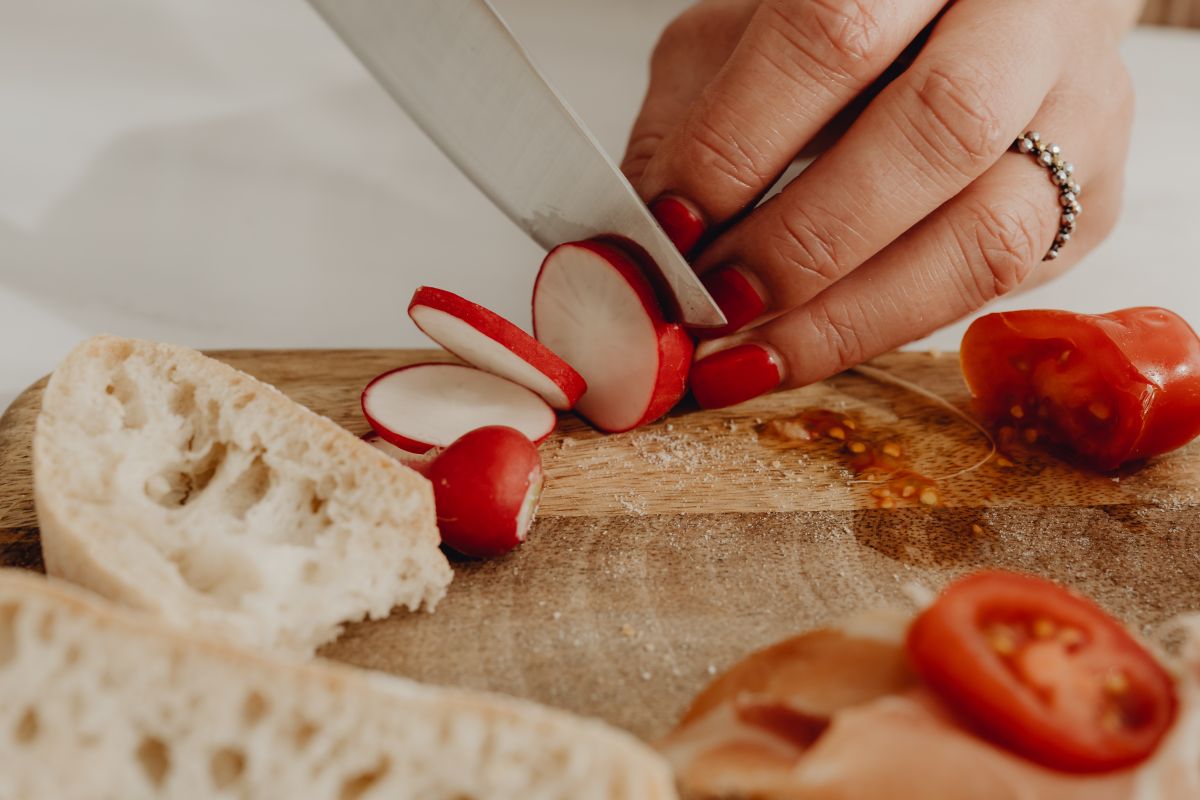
xmin=761 ymin=0 xmax=887 ymax=86
xmin=622 ymin=128 xmax=668 ymax=181
xmin=809 ymin=302 xmax=870 ymax=370
xmin=903 ymin=62 xmax=1008 ymax=179
xmin=678 ymin=108 xmax=773 ymax=192
xmin=956 ymin=199 xmax=1043 ymax=303
xmin=766 ymin=204 xmax=853 ymax=292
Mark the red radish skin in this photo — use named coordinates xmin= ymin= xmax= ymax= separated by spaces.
xmin=408 ymin=286 xmax=587 ymax=410
xmin=428 ymin=426 xmax=544 ymax=559
xmin=361 ymin=363 xmax=556 ymax=454
xmin=532 ymin=239 xmax=694 ymax=433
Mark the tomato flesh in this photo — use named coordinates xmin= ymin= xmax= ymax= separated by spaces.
xmin=961 ymin=307 xmax=1200 ymax=470
xmin=907 ymin=571 xmax=1177 ymax=773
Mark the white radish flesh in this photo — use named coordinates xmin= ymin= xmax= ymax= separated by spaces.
xmin=408 ymin=286 xmax=586 ymax=410
xmin=361 ymin=363 xmax=556 ymax=453
xmin=533 ymin=240 xmax=693 ymax=433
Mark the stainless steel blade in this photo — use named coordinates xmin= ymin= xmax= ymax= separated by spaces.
xmin=305 ymin=0 xmax=726 ymax=328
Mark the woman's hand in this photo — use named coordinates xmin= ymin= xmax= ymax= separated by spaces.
xmin=622 ymin=0 xmax=1139 ymax=407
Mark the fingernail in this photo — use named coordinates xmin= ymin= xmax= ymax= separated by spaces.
xmin=690 ymin=343 xmax=782 ymax=409
xmin=650 ymin=194 xmax=706 ymax=255
xmin=692 ymin=265 xmax=767 ymax=340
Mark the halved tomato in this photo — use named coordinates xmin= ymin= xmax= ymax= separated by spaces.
xmin=906 ymin=571 xmax=1177 ymax=773
xmin=960 ymin=307 xmax=1200 ymax=470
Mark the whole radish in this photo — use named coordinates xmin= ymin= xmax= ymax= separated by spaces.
xmin=428 ymin=426 xmax=544 ymax=558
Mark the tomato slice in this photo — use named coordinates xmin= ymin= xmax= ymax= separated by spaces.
xmin=960 ymin=307 xmax=1200 ymax=470
xmin=906 ymin=571 xmax=1177 ymax=773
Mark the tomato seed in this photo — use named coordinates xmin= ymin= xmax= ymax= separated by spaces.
xmin=919 ymin=488 xmax=938 ymax=506
xmin=848 ymin=441 xmax=867 ymax=454
xmin=828 ymin=426 xmax=846 ymax=440
xmin=902 ymin=485 xmax=916 ymax=498
xmin=1032 ymin=618 xmax=1056 ymax=639
xmin=841 ymin=418 xmax=856 ymax=430
xmin=880 ymin=497 xmax=896 ymax=509
xmin=970 ymin=523 xmax=984 ymax=535
xmin=882 ymin=443 xmax=902 ymax=457
xmin=1104 ymin=671 xmax=1130 ymax=695
xmin=1089 ymin=402 xmax=1112 ymax=421
xmin=988 ymin=629 xmax=1017 ymax=655
xmin=1024 ymin=428 xmax=1039 ymax=443
xmin=1059 ymin=627 xmax=1085 ymax=647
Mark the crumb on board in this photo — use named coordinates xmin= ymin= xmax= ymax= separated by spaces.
xmin=616 ymin=493 xmax=648 ymax=515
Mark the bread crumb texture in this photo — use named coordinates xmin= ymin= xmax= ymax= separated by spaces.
xmin=32 ymin=336 xmax=452 ymax=655
xmin=0 ymin=570 xmax=676 ymax=799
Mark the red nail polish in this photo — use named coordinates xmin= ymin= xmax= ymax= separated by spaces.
xmin=693 ymin=266 xmax=766 ymax=340
xmin=650 ymin=195 xmax=706 ymax=255
xmin=690 ymin=344 xmax=781 ymax=409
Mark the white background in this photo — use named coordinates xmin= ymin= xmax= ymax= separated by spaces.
xmin=2 ymin=0 xmax=1199 ymax=411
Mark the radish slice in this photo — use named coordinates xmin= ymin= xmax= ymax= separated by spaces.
xmin=533 ymin=239 xmax=694 ymax=433
xmin=408 ymin=286 xmax=586 ymax=410
xmin=361 ymin=363 xmax=556 ymax=453
xmin=361 ymin=431 xmax=437 ymax=477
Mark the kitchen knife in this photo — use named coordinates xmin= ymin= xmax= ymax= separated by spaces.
xmin=305 ymin=0 xmax=726 ymax=328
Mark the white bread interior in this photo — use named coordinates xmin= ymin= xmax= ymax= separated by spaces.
xmin=33 ymin=336 xmax=452 ymax=655
xmin=0 ymin=569 xmax=676 ymax=799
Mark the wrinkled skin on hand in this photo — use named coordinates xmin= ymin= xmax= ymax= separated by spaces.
xmin=624 ymin=0 xmax=1139 ymax=399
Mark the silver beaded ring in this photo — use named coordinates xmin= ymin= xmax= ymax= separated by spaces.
xmin=1015 ymin=131 xmax=1081 ymax=261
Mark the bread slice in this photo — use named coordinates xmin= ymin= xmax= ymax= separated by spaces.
xmin=0 ymin=569 xmax=676 ymax=799
xmin=33 ymin=336 xmax=452 ymax=655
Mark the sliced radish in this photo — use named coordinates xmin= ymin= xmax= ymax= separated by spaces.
xmin=408 ymin=286 xmax=586 ymax=410
xmin=428 ymin=425 xmax=544 ymax=558
xmin=533 ymin=239 xmax=694 ymax=433
xmin=361 ymin=431 xmax=437 ymax=477
xmin=361 ymin=363 xmax=556 ymax=453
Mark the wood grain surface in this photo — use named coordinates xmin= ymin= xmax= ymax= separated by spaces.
xmin=3 ymin=349 xmax=1199 ymax=740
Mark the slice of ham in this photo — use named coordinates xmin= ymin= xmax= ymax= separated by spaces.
xmin=658 ymin=611 xmax=1200 ymax=800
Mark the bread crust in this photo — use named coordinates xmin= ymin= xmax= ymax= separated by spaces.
xmin=33 ymin=336 xmax=452 ymax=654
xmin=0 ymin=568 xmax=676 ymax=799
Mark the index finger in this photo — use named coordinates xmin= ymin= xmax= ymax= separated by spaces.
xmin=693 ymin=0 xmax=1067 ymax=316
xmin=635 ymin=0 xmax=943 ymax=225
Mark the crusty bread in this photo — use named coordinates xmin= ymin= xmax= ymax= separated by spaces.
xmin=0 ymin=569 xmax=676 ymax=799
xmin=33 ymin=336 xmax=452 ymax=655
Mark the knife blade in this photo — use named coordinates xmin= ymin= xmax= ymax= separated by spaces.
xmin=305 ymin=0 xmax=726 ymax=329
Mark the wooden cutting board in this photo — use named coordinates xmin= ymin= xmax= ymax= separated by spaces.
xmin=2 ymin=349 xmax=1198 ymax=741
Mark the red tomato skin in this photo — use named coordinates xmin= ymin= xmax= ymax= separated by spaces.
xmin=1107 ymin=308 xmax=1200 ymax=458
xmin=906 ymin=571 xmax=1178 ymax=774
xmin=961 ymin=307 xmax=1200 ymax=470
